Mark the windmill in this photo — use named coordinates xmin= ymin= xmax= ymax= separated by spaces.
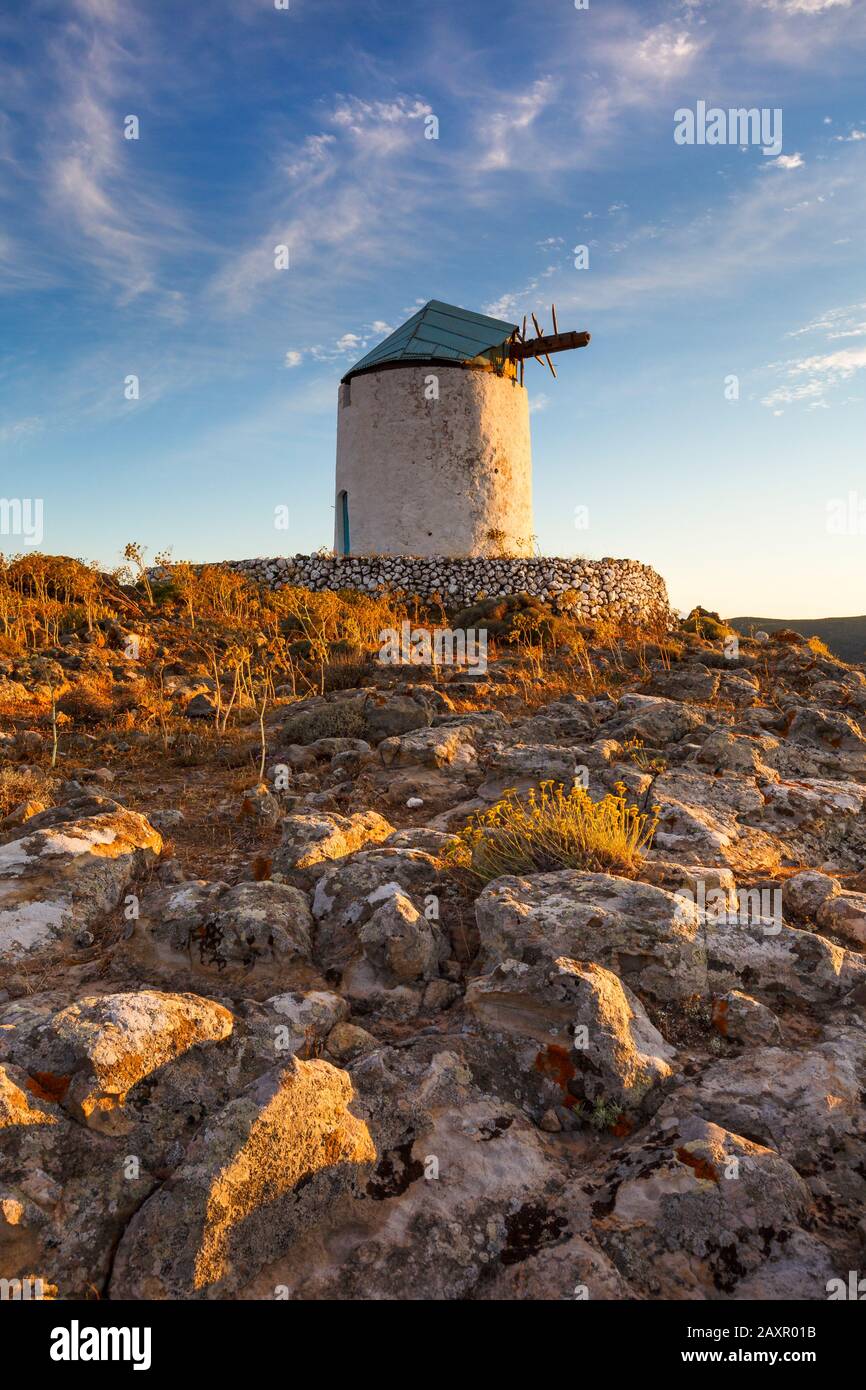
xmin=507 ymin=304 xmax=591 ymax=386
xmin=333 ymin=298 xmax=591 ymax=558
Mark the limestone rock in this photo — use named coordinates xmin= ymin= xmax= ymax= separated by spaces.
xmin=711 ymin=990 xmax=782 ymax=1045
xmin=109 ymin=1057 xmax=376 ymax=1299
xmin=311 ymin=847 xmax=444 ymax=973
xmin=0 ymin=798 xmax=161 ymax=965
xmin=273 ymin=809 xmax=394 ymax=877
xmin=6 ymin=990 xmax=233 ymax=1133
xmin=466 ymin=955 xmax=675 ymax=1119
xmin=585 ymin=1114 xmax=820 ymax=1299
xmin=358 ymin=888 xmax=443 ymax=982
xmin=817 ymin=891 xmax=866 ymax=946
xmin=116 ymin=879 xmax=316 ymax=998
xmin=784 ymin=869 xmax=841 ymax=922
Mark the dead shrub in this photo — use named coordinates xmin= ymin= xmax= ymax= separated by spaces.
xmin=56 ymin=676 xmax=116 ymax=726
xmin=0 ymin=765 xmax=57 ymax=817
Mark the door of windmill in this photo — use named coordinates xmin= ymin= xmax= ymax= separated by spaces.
xmin=338 ymin=490 xmax=350 ymax=555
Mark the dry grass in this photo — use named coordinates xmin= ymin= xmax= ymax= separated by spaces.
xmin=446 ymin=779 xmax=659 ymax=884
xmin=0 ymin=764 xmax=57 ymax=816
xmin=807 ymin=635 xmax=833 ymax=659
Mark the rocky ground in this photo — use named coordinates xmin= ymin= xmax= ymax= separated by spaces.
xmin=2 ymin=599 xmax=866 ymax=1301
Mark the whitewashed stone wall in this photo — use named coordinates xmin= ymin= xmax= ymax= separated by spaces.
xmin=334 ymin=365 xmax=534 ymax=557
xmin=213 ymin=554 xmax=672 ymax=623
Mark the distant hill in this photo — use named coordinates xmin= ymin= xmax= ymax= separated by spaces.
xmin=728 ymin=615 xmax=866 ymax=666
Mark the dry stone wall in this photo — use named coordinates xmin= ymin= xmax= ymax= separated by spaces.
xmin=212 ymin=554 xmax=673 ymax=624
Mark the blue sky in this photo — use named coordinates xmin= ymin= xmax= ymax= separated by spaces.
xmin=1 ymin=0 xmax=865 ymax=616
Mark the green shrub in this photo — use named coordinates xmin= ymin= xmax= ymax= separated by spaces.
xmin=282 ymin=701 xmax=366 ymax=745
xmin=680 ymin=607 xmax=733 ymax=641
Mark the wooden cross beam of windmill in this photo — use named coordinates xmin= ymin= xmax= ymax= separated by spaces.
xmin=507 ymin=304 xmax=591 ymax=385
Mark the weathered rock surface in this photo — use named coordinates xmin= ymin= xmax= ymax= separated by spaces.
xmin=474 ymin=869 xmax=866 ymax=1011
xmin=115 ymin=879 xmax=317 ymax=998
xmin=466 ymin=956 xmax=676 ymax=1121
xmin=273 ymin=809 xmax=394 ymax=878
xmin=0 ymin=797 xmax=161 ymax=964
xmin=4 ymin=990 xmax=232 ymax=1133
xmin=109 ymin=1057 xmax=376 ymax=1299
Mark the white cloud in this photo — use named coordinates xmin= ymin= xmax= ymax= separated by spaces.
xmin=762 ymin=345 xmax=866 ymax=410
xmin=282 ymin=134 xmax=337 ymax=182
xmin=327 ymin=95 xmax=433 ymax=158
xmin=764 ymin=152 xmax=805 ymax=170
xmin=787 ymin=302 xmax=866 ymax=339
xmin=475 ymin=76 xmax=557 ymax=172
xmin=284 ymin=351 xmax=303 ymax=368
xmin=210 ymin=90 xmax=441 ymax=312
xmin=308 ymin=330 xmax=376 ymax=364
xmin=330 ymin=96 xmax=432 ymax=132
xmin=792 ymin=346 xmax=866 ymax=377
xmin=634 ymin=28 xmax=699 ymax=75
xmin=0 ymin=416 xmax=42 ymax=445
xmin=757 ymin=0 xmax=851 ymax=12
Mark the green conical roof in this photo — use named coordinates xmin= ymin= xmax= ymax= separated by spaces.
xmin=342 ymin=300 xmax=518 ymax=381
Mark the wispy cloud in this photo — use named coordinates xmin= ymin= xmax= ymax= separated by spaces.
xmin=485 ymin=139 xmax=865 ymax=327
xmin=209 ymin=92 xmax=439 ymax=311
xmin=762 ymin=345 xmax=866 ymax=411
xmin=756 ymin=0 xmax=851 ymax=12
xmin=0 ymin=416 xmax=43 ymax=446
xmin=2 ymin=0 xmax=199 ymax=305
xmin=475 ymin=76 xmax=557 ymax=173
xmin=787 ymin=302 xmax=866 ymax=339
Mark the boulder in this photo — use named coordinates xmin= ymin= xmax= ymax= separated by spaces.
xmin=585 ymin=1114 xmax=821 ymax=1299
xmin=711 ymin=990 xmax=782 ymax=1046
xmin=360 ymin=691 xmax=433 ymax=741
xmin=787 ymin=707 xmax=866 ymax=754
xmin=5 ymin=991 xmax=233 ymax=1134
xmin=466 ymin=955 xmax=675 ymax=1120
xmin=378 ymin=725 xmax=477 ymax=770
xmin=358 ymin=888 xmax=443 ymax=982
xmin=273 ymin=810 xmax=394 ymax=877
xmin=474 ymin=870 xmax=866 ymax=1011
xmin=109 ymin=1057 xmax=376 ymax=1299
xmin=656 ymin=1036 xmax=866 ymax=1181
xmin=817 ymin=891 xmax=866 ymax=947
xmin=228 ymin=1047 xmax=573 ymax=1301
xmin=607 ymin=693 xmax=705 ymax=745
xmin=311 ymin=847 xmax=445 ymax=974
xmin=649 ymin=664 xmax=720 ymax=703
xmin=0 ymin=799 xmax=161 ymax=965
xmin=784 ymin=869 xmax=841 ymax=922
xmin=117 ymin=879 xmax=316 ymax=998
xmin=184 ymin=693 xmax=216 ymax=719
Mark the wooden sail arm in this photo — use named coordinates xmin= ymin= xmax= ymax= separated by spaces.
xmin=508 ymin=330 xmax=591 ymax=362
